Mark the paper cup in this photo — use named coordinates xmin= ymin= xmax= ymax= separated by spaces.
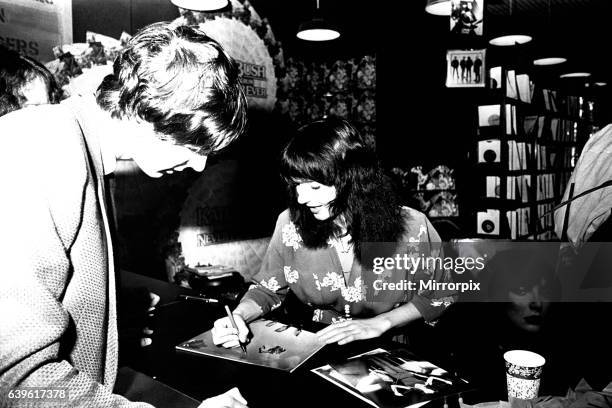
xmin=504 ymin=350 xmax=545 ymax=400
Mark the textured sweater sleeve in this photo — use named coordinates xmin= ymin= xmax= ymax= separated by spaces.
xmin=0 ymin=109 xmax=152 ymax=408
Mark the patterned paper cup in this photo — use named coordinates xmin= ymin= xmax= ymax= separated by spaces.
xmin=504 ymin=350 xmax=545 ymax=400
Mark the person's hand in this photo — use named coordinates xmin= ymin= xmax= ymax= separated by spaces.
xmin=211 ymin=313 xmax=250 ymax=348
xmin=317 ymin=316 xmax=392 ymax=345
xmin=198 ymin=387 xmax=248 ymax=408
xmin=141 ymin=292 xmax=160 ymax=347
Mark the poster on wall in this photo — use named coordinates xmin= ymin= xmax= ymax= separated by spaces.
xmin=173 ymin=0 xmax=282 ymax=113
xmin=450 ymin=0 xmax=483 ymax=36
xmin=0 ymin=0 xmax=72 ymax=63
xmin=193 ymin=17 xmax=277 ymax=112
xmin=446 ymin=49 xmax=486 ymax=88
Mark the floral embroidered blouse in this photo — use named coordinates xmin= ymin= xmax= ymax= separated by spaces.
xmin=240 ymin=207 xmax=455 ymax=324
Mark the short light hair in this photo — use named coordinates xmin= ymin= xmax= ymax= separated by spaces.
xmin=96 ymin=22 xmax=247 ymax=154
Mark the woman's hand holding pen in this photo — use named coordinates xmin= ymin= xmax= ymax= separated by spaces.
xmin=212 ymin=312 xmax=250 ymax=349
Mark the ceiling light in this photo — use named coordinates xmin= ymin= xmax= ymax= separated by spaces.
xmin=559 ymin=72 xmax=592 ymax=79
xmin=170 ymin=0 xmax=228 ymax=11
xmin=489 ymin=34 xmax=532 ymax=47
xmin=297 ymin=0 xmax=340 ymax=42
xmin=297 ymin=20 xmax=340 ymax=41
xmin=425 ymin=0 xmax=451 ymax=16
xmin=533 ymin=57 xmax=567 ymax=66
xmin=585 ymin=81 xmax=608 ymax=88
xmin=488 ymin=0 xmax=532 ymax=47
xmin=531 ymin=3 xmax=567 ymax=67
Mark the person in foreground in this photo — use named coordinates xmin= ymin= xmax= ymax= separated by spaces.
xmin=0 ymin=22 xmax=249 ymax=407
xmin=213 ymin=117 xmax=455 ymax=348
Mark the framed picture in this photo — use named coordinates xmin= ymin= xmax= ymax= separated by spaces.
xmin=446 ymin=49 xmax=486 ymax=88
xmin=450 ymin=0 xmax=484 ymax=36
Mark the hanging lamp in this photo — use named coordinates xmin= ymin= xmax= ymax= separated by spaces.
xmin=170 ymin=0 xmax=228 ymax=12
xmin=425 ymin=0 xmax=451 ymax=16
xmin=296 ymin=0 xmax=340 ymax=41
xmin=559 ymin=72 xmax=591 ymax=79
xmin=532 ymin=0 xmax=566 ymax=66
xmin=489 ymin=0 xmax=532 ymax=46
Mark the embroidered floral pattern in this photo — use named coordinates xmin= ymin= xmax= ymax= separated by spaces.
xmin=281 ymin=222 xmax=302 ymax=250
xmin=283 ymin=266 xmax=299 ymax=284
xmin=341 ymin=277 xmax=364 ymax=303
xmin=431 ymin=296 xmax=455 ymax=307
xmin=425 ymin=320 xmax=439 ymax=327
xmin=271 ymin=302 xmax=283 ymax=311
xmin=259 ymin=277 xmax=281 ymax=292
xmin=406 ymin=224 xmax=426 ymax=250
xmin=313 ymin=272 xmax=344 ymax=292
xmin=313 ymin=309 xmax=323 ymax=322
xmin=327 ymin=235 xmax=353 ymax=254
xmin=312 ymin=272 xmax=363 ymax=303
xmin=322 ymin=272 xmax=345 ymax=291
xmin=408 ymin=224 xmax=428 ymax=244
xmin=407 ymin=241 xmax=420 ymax=251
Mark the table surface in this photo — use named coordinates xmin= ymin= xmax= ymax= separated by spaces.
xmin=120 ymin=270 xmax=612 ymax=407
xmin=143 ymin=303 xmax=482 ymax=408
xmin=120 ymin=271 xmax=483 ymax=408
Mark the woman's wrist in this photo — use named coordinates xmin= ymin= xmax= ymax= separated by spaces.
xmin=375 ymin=302 xmax=422 ymax=331
xmin=372 ymin=314 xmax=394 ymax=333
xmin=233 ymin=299 xmax=263 ymax=323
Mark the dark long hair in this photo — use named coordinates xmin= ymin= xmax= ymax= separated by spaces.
xmin=281 ymin=117 xmax=405 ymax=258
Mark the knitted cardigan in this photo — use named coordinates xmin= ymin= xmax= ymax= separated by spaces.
xmin=0 ymin=99 xmax=151 ymax=407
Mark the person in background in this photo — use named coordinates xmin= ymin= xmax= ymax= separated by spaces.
xmin=0 ymin=45 xmax=61 ymax=116
xmin=212 ymin=117 xmax=455 ymax=349
xmin=486 ymin=249 xmax=560 ymax=345
xmin=451 ymin=56 xmax=460 ymax=81
xmin=465 ymin=56 xmax=473 ymax=83
xmin=473 ymin=55 xmax=482 ymax=83
xmin=437 ymin=248 xmax=564 ymax=399
xmin=0 ymin=22 xmax=248 ymax=408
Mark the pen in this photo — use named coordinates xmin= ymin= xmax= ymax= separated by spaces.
xmin=224 ymin=305 xmax=247 ymax=354
xmin=180 ymin=294 xmax=219 ymax=303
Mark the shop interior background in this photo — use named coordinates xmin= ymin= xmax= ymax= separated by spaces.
xmin=61 ymin=0 xmax=612 ymax=280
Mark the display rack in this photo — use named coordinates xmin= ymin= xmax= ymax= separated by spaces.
xmin=473 ymin=66 xmax=600 ymax=240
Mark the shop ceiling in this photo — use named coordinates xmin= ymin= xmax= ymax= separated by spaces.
xmin=487 ymin=0 xmax=610 ymax=83
xmin=250 ymin=0 xmax=610 ymax=83
xmin=487 ymin=0 xmax=597 ymax=14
